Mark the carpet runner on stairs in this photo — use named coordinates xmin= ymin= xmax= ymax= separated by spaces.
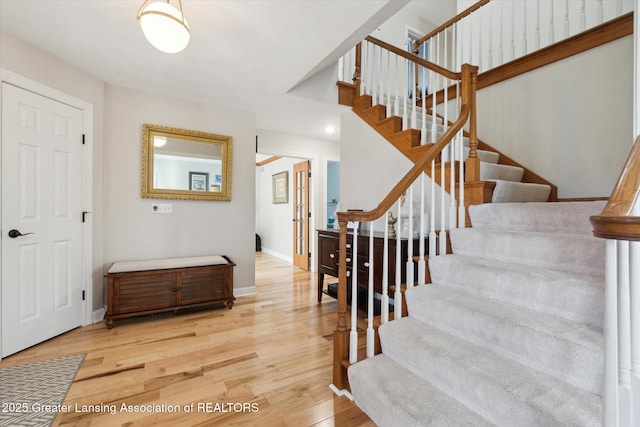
xmin=348 ymin=201 xmax=605 ymax=426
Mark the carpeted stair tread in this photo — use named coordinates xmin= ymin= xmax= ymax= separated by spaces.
xmin=405 ymin=285 xmax=603 ymax=394
xmin=489 ymin=180 xmax=552 ymax=202
xmin=468 ymin=200 xmax=607 ymax=234
xmin=448 ymin=227 xmax=605 ymax=278
xmin=379 ymin=317 xmax=602 ymax=427
xmin=480 ymin=162 xmax=524 ymax=181
xmin=428 ymin=254 xmax=604 ymax=328
xmin=348 ymin=354 xmax=495 ymax=427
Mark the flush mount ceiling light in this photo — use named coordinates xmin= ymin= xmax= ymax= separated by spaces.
xmin=137 ymin=0 xmax=190 ymax=54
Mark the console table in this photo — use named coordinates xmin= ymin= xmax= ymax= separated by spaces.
xmin=317 ymin=229 xmax=426 ymax=303
xmin=104 ymin=255 xmax=235 ymax=328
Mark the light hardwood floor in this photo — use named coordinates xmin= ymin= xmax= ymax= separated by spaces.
xmin=0 ymin=252 xmax=374 ymax=427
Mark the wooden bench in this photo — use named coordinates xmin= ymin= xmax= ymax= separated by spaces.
xmin=104 ymin=255 xmax=235 ymax=328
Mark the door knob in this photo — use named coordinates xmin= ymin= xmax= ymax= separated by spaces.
xmin=8 ymin=229 xmax=34 ymax=238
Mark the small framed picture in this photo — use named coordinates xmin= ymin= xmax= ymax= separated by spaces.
xmin=189 ymin=171 xmax=209 ymax=191
xmin=272 ymin=171 xmax=288 ymax=203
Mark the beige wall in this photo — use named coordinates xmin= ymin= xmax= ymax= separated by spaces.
xmin=474 ymin=36 xmax=633 ymax=198
xmin=104 ymin=85 xmax=257 ymax=294
xmin=1 ymin=31 xmax=258 ymax=319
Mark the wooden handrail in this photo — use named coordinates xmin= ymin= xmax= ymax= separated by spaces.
xmin=336 ymin=65 xmax=476 ymax=225
xmin=415 ymin=0 xmax=491 ymax=47
xmin=591 ymin=136 xmax=640 ymax=241
xmin=364 ymin=36 xmax=461 ymax=81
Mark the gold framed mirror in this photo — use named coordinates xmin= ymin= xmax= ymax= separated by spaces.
xmin=141 ymin=124 xmax=232 ymax=201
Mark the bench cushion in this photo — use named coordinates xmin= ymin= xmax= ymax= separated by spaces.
xmin=108 ymin=255 xmax=228 ymax=274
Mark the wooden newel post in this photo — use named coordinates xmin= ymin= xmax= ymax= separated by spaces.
xmin=333 ymin=216 xmax=350 ymax=390
xmin=462 ymin=63 xmax=480 ymax=182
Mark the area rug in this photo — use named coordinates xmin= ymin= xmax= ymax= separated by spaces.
xmin=0 ymin=354 xmax=85 ymax=427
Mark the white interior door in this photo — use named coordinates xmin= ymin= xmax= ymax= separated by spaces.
xmin=1 ymin=83 xmax=84 ymax=357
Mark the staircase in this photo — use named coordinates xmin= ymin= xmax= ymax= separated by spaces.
xmin=349 ymin=201 xmax=606 ymax=426
xmin=331 ymin=3 xmax=639 ymax=425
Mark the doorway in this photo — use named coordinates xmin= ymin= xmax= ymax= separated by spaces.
xmin=0 ymin=74 xmax=92 ymax=358
xmin=255 ymin=155 xmax=313 ymax=271
xmin=292 ymin=160 xmax=310 ymax=270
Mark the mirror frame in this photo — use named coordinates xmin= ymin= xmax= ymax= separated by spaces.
xmin=141 ymin=124 xmax=233 ymax=201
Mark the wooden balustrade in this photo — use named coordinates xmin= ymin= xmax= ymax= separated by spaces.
xmin=332 ymin=53 xmax=478 ymax=390
xmin=589 ymin=136 xmax=640 ymax=426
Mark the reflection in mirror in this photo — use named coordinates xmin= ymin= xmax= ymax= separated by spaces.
xmin=141 ymin=124 xmax=232 ymax=201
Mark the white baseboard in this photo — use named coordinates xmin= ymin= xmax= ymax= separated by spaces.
xmin=92 ymin=307 xmax=106 ymax=324
xmin=329 ymin=384 xmax=353 ymax=400
xmin=260 ymin=248 xmax=292 ymax=263
xmin=235 ymin=286 xmax=257 ymax=297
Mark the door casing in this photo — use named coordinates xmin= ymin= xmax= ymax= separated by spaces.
xmin=0 ymin=69 xmax=94 ymax=359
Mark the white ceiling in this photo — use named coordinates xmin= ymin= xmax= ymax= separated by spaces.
xmin=0 ymin=0 xmax=456 ymax=144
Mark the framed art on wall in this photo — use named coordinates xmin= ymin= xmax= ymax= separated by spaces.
xmin=272 ymin=171 xmax=288 ymax=203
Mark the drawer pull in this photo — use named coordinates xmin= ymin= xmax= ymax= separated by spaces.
xmin=329 ymin=253 xmax=335 ymax=259
xmin=346 ymin=243 xmax=352 ymax=249
xmin=364 ymin=262 xmax=370 ymax=267
xmin=346 ymin=258 xmax=351 ymax=263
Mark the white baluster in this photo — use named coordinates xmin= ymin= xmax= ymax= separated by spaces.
xmin=361 ymin=40 xmax=368 ymax=97
xmin=366 ymin=225 xmax=375 ymax=358
xmin=439 ymin=159 xmax=447 ymax=256
xmin=429 ymin=161 xmax=437 ymax=257
xmin=394 ymin=200 xmax=402 ymax=320
xmin=522 ymin=0 xmax=528 ymax=56
xmin=403 ymin=57 xmax=408 ymax=130
xmin=338 ymin=55 xmax=344 ymax=82
xmin=597 ymin=0 xmax=604 ymax=24
xmin=457 ymin=81 xmax=465 ymax=229
xmin=386 ymin=50 xmax=392 ymax=113
xmin=406 ymin=184 xmax=415 ymax=288
xmin=373 ymin=46 xmax=384 ymax=105
xmin=478 ymin=5 xmax=483 ymax=72
xmin=420 ymin=47 xmax=427 ymax=145
xmin=549 ymin=0 xmax=555 ymax=47
xmin=629 ymin=240 xmax=640 ymax=425
xmin=617 ymin=241 xmax=633 ymax=427
xmin=411 ymin=55 xmax=418 ymax=129
xmin=418 ymin=173 xmax=427 ymax=284
xmin=535 ymin=0 xmax=541 ymax=51
xmin=469 ymin=13 xmax=475 ymax=69
xmin=448 ymin=84 xmax=456 ymax=230
xmin=394 ymin=55 xmax=400 ymax=117
xmin=564 ymin=0 xmax=570 ymax=39
xmin=490 ymin=2 xmax=493 ymax=70
xmin=430 ymin=36 xmax=438 ymax=144
xmin=603 ymin=239 xmax=618 ymax=427
xmin=511 ymin=0 xmax=516 ymax=60
xmin=349 ymin=224 xmax=359 ymax=364
xmin=369 ymin=43 xmax=376 ymax=105
xmin=580 ymin=0 xmax=586 ymax=32
xmin=498 ymin=0 xmax=504 ymax=66
xmin=382 ymin=212 xmax=389 ymax=324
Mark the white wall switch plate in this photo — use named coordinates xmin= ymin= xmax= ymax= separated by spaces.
xmin=151 ymin=203 xmax=173 ymax=214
